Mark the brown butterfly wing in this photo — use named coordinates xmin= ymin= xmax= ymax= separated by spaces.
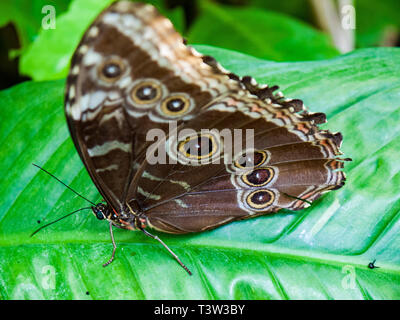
xmin=64 ymin=1 xmax=241 ymax=210
xmin=65 ymin=1 xmax=350 ymax=234
xmin=134 ymin=92 xmax=348 ymax=233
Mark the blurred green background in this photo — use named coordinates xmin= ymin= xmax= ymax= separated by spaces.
xmin=1 ymin=0 xmax=400 ymax=300
xmin=1 ymin=0 xmax=399 ymax=88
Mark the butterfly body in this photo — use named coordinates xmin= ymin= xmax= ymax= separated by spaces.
xmin=64 ymin=1 xmax=350 ymax=270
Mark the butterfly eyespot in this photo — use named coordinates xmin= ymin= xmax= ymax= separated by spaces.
xmin=235 ymin=150 xmax=267 ymax=169
xmin=160 ymin=94 xmax=191 ymax=116
xmin=103 ymin=63 xmax=121 ymax=78
xmin=99 ymin=59 xmax=125 ymax=82
xmin=246 ymin=189 xmax=275 ymax=210
xmin=242 ymin=167 xmax=274 ymax=187
xmin=178 ymin=133 xmax=218 ymax=160
xmin=131 ymin=81 xmax=162 ymax=105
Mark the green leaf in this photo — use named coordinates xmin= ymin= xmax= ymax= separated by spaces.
xmin=187 ymin=2 xmax=339 ymax=61
xmin=19 ymin=0 xmax=185 ymax=81
xmin=1 ymin=46 xmax=400 ymax=299
xmin=248 ymin=0 xmax=312 ymax=23
xmin=19 ymin=0 xmax=114 ymax=81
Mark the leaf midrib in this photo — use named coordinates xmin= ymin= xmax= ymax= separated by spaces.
xmin=3 ymin=237 xmax=400 ymax=276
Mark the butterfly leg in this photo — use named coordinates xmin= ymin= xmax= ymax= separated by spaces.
xmin=140 ymin=228 xmax=192 ymax=276
xmin=103 ymin=222 xmax=117 ymax=267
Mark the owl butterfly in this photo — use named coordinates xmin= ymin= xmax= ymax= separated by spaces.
xmin=64 ymin=1 xmax=350 ymax=274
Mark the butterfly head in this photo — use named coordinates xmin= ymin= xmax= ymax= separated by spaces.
xmin=91 ymin=203 xmax=146 ymax=230
xmin=91 ymin=203 xmax=123 ymax=225
xmin=91 ymin=203 xmax=110 ymax=220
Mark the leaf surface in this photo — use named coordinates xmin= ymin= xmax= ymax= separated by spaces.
xmin=187 ymin=2 xmax=339 ymax=61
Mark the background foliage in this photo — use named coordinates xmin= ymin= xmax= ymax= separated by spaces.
xmin=0 ymin=0 xmax=399 ymax=299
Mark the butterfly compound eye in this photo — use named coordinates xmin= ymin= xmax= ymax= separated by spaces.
xmin=96 ymin=211 xmax=105 ymax=220
xmin=92 ymin=204 xmax=107 ymax=220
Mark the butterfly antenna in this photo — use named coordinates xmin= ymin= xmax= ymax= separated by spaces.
xmin=30 ymin=207 xmax=92 ymax=237
xmin=140 ymin=228 xmax=192 ymax=276
xmin=283 ymin=193 xmax=312 ymax=205
xmin=32 ymin=163 xmax=96 ymax=206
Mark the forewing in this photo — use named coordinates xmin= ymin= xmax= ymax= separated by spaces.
xmin=64 ymin=1 xmax=241 ymax=209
